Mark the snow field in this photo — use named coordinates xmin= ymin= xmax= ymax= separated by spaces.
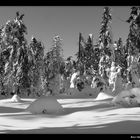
xmin=1 ymin=96 xmax=140 ymax=133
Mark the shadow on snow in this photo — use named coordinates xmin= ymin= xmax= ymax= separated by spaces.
xmin=2 ymin=120 xmax=140 ymax=134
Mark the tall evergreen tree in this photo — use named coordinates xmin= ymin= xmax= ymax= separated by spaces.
xmin=0 ymin=47 xmax=5 ymax=94
xmin=92 ymin=44 xmax=100 ymax=74
xmin=125 ymin=7 xmax=140 ymax=85
xmin=43 ymin=35 xmax=64 ymax=95
xmin=75 ymin=32 xmax=86 ymax=74
xmin=0 ymin=12 xmax=29 ymax=95
xmin=115 ymin=38 xmax=123 ymax=66
xmin=126 ymin=7 xmax=140 ymax=57
xmin=84 ymin=34 xmax=94 ymax=70
xmin=50 ymin=35 xmax=64 ymax=75
xmin=28 ymin=37 xmax=44 ymax=96
xmin=98 ymin=7 xmax=113 ymax=82
xmin=99 ymin=7 xmax=113 ymax=53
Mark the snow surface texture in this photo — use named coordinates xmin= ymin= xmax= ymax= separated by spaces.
xmin=11 ymin=95 xmax=22 ymax=102
xmin=26 ymin=96 xmax=64 ymax=114
xmin=112 ymin=88 xmax=140 ymax=107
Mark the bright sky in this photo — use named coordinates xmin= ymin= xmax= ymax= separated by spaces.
xmin=0 ymin=6 xmax=131 ymax=59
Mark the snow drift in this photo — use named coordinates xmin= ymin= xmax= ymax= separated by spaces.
xmin=95 ymin=92 xmax=113 ymax=100
xmin=25 ymin=96 xmax=64 ymax=114
xmin=11 ymin=95 xmax=22 ymax=102
xmin=112 ymin=88 xmax=140 ymax=107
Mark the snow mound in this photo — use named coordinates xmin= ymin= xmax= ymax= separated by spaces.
xmin=80 ymin=87 xmax=100 ymax=97
xmin=66 ymin=86 xmax=100 ymax=98
xmin=11 ymin=95 xmax=22 ymax=102
xmin=25 ymin=96 xmax=64 ymax=114
xmin=95 ymin=92 xmax=113 ymax=100
xmin=112 ymin=88 xmax=140 ymax=107
xmin=66 ymin=88 xmax=79 ymax=95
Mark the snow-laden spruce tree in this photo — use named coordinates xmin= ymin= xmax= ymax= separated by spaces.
xmin=75 ymin=32 xmax=86 ymax=75
xmin=98 ymin=7 xmax=113 ymax=54
xmin=71 ymin=33 xmax=87 ymax=93
xmin=60 ymin=56 xmax=75 ymax=93
xmin=98 ymin=7 xmax=113 ymax=75
xmin=28 ymin=37 xmax=44 ymax=97
xmin=84 ymin=34 xmax=94 ymax=71
xmin=0 ymin=40 xmax=5 ymax=95
xmin=0 ymin=12 xmax=31 ymax=100
xmin=76 ymin=33 xmax=97 ymax=75
xmin=97 ymin=7 xmax=113 ymax=92
xmin=112 ymin=7 xmax=140 ymax=107
xmin=125 ymin=6 xmax=140 ymax=89
xmin=43 ymin=35 xmax=65 ymax=95
xmin=115 ymin=38 xmax=123 ymax=67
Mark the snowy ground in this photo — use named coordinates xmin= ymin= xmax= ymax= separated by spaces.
xmin=0 ymin=95 xmax=140 ymax=134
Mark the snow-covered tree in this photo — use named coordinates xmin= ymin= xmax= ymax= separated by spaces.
xmin=64 ymin=56 xmax=75 ymax=79
xmin=114 ymin=38 xmax=122 ymax=66
xmin=0 ymin=48 xmax=5 ymax=94
xmin=84 ymin=34 xmax=94 ymax=70
xmin=90 ymin=44 xmax=100 ymax=74
xmin=49 ymin=35 xmax=64 ymax=75
xmin=126 ymin=7 xmax=140 ymax=56
xmin=98 ymin=7 xmax=113 ymax=83
xmin=125 ymin=7 xmax=140 ymax=88
xmin=0 ymin=12 xmax=29 ymax=96
xmin=99 ymin=7 xmax=113 ymax=53
xmin=75 ymin=32 xmax=86 ymax=75
xmin=28 ymin=37 xmax=44 ymax=96
xmin=43 ymin=35 xmax=64 ymax=95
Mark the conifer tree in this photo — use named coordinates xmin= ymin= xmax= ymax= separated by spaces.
xmin=92 ymin=44 xmax=100 ymax=74
xmin=115 ymin=38 xmax=123 ymax=66
xmin=125 ymin=7 xmax=140 ymax=86
xmin=98 ymin=7 xmax=113 ymax=81
xmin=126 ymin=6 xmax=140 ymax=57
xmin=0 ymin=12 xmax=29 ymax=95
xmin=99 ymin=7 xmax=113 ymax=53
xmin=51 ymin=35 xmax=64 ymax=75
xmin=43 ymin=35 xmax=64 ymax=95
xmin=28 ymin=37 xmax=44 ymax=96
xmin=75 ymin=32 xmax=86 ymax=74
xmin=64 ymin=56 xmax=75 ymax=78
xmin=0 ymin=47 xmax=5 ymax=94
xmin=84 ymin=34 xmax=94 ymax=70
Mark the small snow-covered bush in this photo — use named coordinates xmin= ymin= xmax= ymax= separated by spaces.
xmin=11 ymin=94 xmax=21 ymax=102
xmin=25 ymin=96 xmax=64 ymax=114
xmin=112 ymin=88 xmax=140 ymax=107
xmin=95 ymin=92 xmax=113 ymax=100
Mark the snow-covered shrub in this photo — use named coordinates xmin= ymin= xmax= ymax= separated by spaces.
xmin=70 ymin=71 xmax=79 ymax=88
xmin=95 ymin=92 xmax=113 ymax=100
xmin=26 ymin=96 xmax=64 ymax=114
xmin=112 ymin=88 xmax=140 ymax=107
xmin=11 ymin=94 xmax=21 ymax=102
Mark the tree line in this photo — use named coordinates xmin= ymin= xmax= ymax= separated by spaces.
xmin=0 ymin=7 xmax=140 ymax=97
